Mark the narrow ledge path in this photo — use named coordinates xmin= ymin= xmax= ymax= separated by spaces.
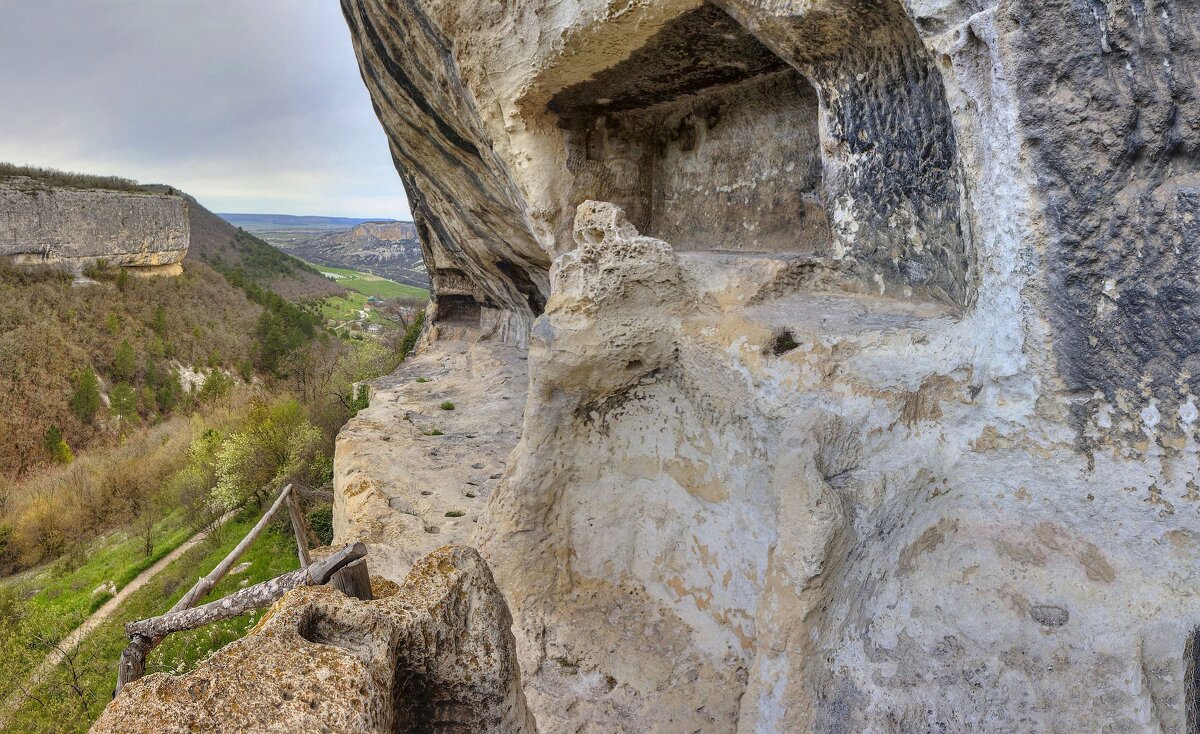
xmin=0 ymin=511 xmax=236 ymax=729
xmin=334 ymin=339 xmax=528 ymax=582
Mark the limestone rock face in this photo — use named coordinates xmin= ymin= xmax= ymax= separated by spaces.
xmin=0 ymin=178 xmax=189 ymax=274
xmin=90 ymin=546 xmax=535 ymax=734
xmin=331 ymin=0 xmax=1200 ymax=731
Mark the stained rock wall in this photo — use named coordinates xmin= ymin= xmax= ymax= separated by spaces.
xmin=0 ymin=179 xmax=189 ymax=274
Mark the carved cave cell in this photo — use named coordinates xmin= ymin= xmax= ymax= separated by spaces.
xmin=547 ymin=0 xmax=973 ymax=306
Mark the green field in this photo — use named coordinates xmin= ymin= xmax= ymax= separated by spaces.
xmin=305 ymin=261 xmax=428 ymax=300
xmin=0 ymin=512 xmax=195 ymax=704
xmin=320 ymin=291 xmax=401 ymax=328
xmin=5 ymin=509 xmax=301 ymax=734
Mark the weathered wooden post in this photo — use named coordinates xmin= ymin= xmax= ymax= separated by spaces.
xmin=284 ymin=489 xmax=311 ymax=569
xmin=123 ymin=543 xmax=368 ymax=640
xmin=330 ymin=557 xmax=373 ymax=601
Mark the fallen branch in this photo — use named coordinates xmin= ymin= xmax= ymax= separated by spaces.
xmin=173 ymin=485 xmax=295 ymax=612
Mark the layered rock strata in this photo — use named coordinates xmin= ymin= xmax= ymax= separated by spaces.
xmin=0 ymin=178 xmax=189 ymax=274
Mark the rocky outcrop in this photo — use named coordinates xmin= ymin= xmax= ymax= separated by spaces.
xmin=91 ymin=546 xmax=535 ymax=734
xmin=0 ymin=178 xmax=189 ymax=274
xmin=341 ymin=1 xmax=550 ymax=345
xmin=328 ymin=0 xmax=1200 ymax=731
xmin=334 ymin=339 xmax=527 ymax=579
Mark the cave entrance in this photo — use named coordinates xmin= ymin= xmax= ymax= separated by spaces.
xmin=549 ymin=3 xmax=831 ymax=256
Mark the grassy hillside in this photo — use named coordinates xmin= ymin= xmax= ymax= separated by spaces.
xmin=0 ymin=168 xmax=428 ymax=731
xmin=0 ymin=188 xmax=352 ymax=480
xmin=2 ymin=508 xmax=301 ymax=734
xmin=180 ymin=195 xmax=344 ymax=302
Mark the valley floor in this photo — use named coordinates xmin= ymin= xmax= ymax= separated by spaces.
xmin=0 ymin=509 xmax=301 ymax=734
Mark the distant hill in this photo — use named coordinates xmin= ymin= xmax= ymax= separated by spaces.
xmin=218 ymin=213 xmax=395 ymax=229
xmin=0 ymin=189 xmax=345 ymax=477
xmin=183 ymin=200 xmax=345 ymax=302
xmin=284 ymin=221 xmax=427 ymax=289
xmin=228 ymin=213 xmax=429 ymax=289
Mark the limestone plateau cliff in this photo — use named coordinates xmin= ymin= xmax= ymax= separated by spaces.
xmin=96 ymin=0 xmax=1200 ymax=732
xmin=0 ymin=178 xmax=189 ymax=274
xmin=287 ymin=220 xmax=428 ymax=288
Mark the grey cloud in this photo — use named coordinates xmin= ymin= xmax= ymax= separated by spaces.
xmin=0 ymin=0 xmax=410 ymax=218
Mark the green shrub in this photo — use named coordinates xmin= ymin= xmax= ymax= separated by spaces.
xmin=145 ymin=359 xmax=182 ymax=414
xmin=198 ymin=370 xmax=231 ymax=402
xmin=69 ymin=369 xmax=101 ymax=423
xmin=306 ymin=504 xmax=334 ymax=546
xmin=211 ymin=396 xmax=323 ymax=511
xmin=110 ymin=383 xmax=137 ymax=420
xmin=43 ymin=427 xmax=74 ymax=465
xmin=400 ymin=310 xmax=425 ymax=359
xmin=112 ymin=339 xmax=137 ymax=381
xmin=151 ymin=305 xmax=168 ymax=336
xmin=440 ymin=401 xmax=455 ymax=411
xmin=308 ymin=453 xmax=334 ymax=487
xmin=348 ymin=384 xmax=370 ymax=417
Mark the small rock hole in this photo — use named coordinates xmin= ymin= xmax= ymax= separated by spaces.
xmin=769 ymin=329 xmax=799 ymax=356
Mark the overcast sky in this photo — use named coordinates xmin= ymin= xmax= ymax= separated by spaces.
xmin=0 ymin=1 xmax=411 ymax=219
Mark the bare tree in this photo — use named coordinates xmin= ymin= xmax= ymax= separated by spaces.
xmin=30 ymin=631 xmax=101 ymax=716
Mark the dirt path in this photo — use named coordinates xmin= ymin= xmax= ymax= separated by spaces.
xmin=0 ymin=512 xmax=235 ymax=728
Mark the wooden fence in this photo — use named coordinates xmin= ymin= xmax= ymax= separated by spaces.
xmin=114 ymin=484 xmax=372 ymax=694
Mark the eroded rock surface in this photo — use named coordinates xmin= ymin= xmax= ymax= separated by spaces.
xmin=90 ymin=546 xmax=535 ymax=734
xmin=332 ymin=0 xmax=1200 ymax=727
xmin=0 ymin=179 xmax=189 ymax=274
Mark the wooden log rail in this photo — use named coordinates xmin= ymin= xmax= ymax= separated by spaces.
xmin=114 ymin=485 xmax=372 ymax=695
xmin=125 ymin=542 xmax=367 ymax=639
